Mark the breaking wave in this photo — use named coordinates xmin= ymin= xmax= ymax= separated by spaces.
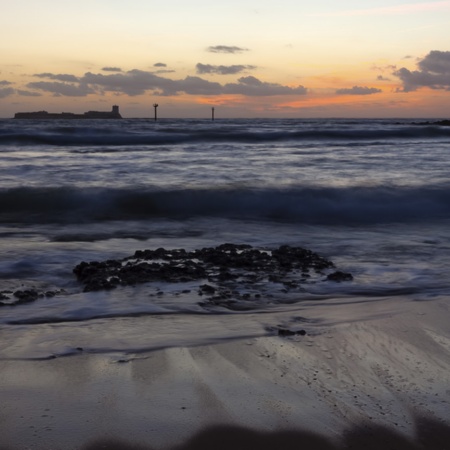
xmin=1 ymin=120 xmax=450 ymax=147
xmin=1 ymin=185 xmax=449 ymax=225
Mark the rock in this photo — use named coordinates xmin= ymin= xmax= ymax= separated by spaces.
xmin=277 ymin=328 xmax=307 ymax=337
xmin=73 ymin=243 xmax=348 ymax=309
xmin=13 ymin=289 xmax=40 ymax=302
xmin=199 ymin=284 xmax=216 ymax=294
xmin=327 ymin=271 xmax=353 ymax=282
xmin=0 ymin=288 xmax=65 ymax=307
xmin=414 ymin=119 xmax=450 ymax=126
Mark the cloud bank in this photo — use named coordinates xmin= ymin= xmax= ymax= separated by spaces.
xmin=6 ymin=50 xmax=448 ymax=102
xmin=196 ymin=63 xmax=256 ymax=75
xmin=394 ymin=50 xmax=450 ymax=91
xmin=23 ymin=70 xmax=307 ymax=98
xmin=27 ymin=81 xmax=93 ymax=97
xmin=34 ymin=73 xmax=79 ymax=82
xmin=0 ymin=87 xmax=15 ymax=98
xmin=102 ymin=67 xmax=122 ymax=72
xmin=207 ymin=45 xmax=249 ymax=54
xmin=224 ymin=76 xmax=307 ymax=96
xmin=336 ymin=86 xmax=382 ymax=95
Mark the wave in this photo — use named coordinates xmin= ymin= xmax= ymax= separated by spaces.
xmin=1 ymin=121 xmax=450 ymax=147
xmin=0 ymin=185 xmax=449 ymax=225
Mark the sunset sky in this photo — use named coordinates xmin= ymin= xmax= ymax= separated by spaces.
xmin=1 ymin=0 xmax=450 ymax=118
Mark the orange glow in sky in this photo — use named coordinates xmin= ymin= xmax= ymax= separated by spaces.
xmin=1 ymin=1 xmax=449 ymax=118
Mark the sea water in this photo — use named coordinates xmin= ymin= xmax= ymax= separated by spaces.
xmin=0 ymin=118 xmax=449 ymax=359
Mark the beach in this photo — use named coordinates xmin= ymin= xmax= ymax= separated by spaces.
xmin=1 ymin=293 xmax=449 ymax=449
xmin=0 ymin=117 xmax=450 ymax=449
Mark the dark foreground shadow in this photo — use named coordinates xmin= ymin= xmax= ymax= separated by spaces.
xmin=25 ymin=415 xmax=449 ymax=450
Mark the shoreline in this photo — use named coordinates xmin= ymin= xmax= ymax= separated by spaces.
xmin=1 ymin=296 xmax=449 ymax=449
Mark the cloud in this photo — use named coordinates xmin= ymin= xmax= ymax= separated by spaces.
xmin=196 ymin=63 xmax=256 ymax=75
xmin=335 ymin=86 xmax=382 ymax=95
xmin=102 ymin=67 xmax=122 ymax=72
xmin=417 ymin=50 xmax=450 ymax=73
xmin=394 ymin=50 xmax=450 ymax=91
xmin=26 ymin=81 xmax=93 ymax=97
xmin=82 ymin=69 xmax=177 ymax=96
xmin=34 ymin=73 xmax=80 ymax=83
xmin=0 ymin=87 xmax=15 ymax=98
xmin=154 ymin=63 xmax=167 ymax=67
xmin=174 ymin=76 xmax=223 ymax=95
xmin=372 ymin=64 xmax=397 ymax=72
xmin=24 ymin=69 xmax=309 ymax=98
xmin=377 ymin=75 xmax=391 ymax=81
xmin=0 ymin=80 xmax=13 ymax=86
xmin=17 ymin=89 xmax=42 ymax=97
xmin=224 ymin=76 xmax=307 ymax=96
xmin=207 ymin=45 xmax=249 ymax=54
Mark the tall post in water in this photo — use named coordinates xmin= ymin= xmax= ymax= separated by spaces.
xmin=153 ymin=103 xmax=159 ymax=121
xmin=211 ymin=107 xmax=215 ymax=121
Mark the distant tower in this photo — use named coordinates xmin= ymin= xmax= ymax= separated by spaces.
xmin=153 ymin=103 xmax=159 ymax=121
xmin=112 ymin=105 xmax=119 ymax=115
xmin=211 ymin=107 xmax=215 ymax=121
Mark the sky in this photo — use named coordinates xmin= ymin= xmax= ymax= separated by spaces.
xmin=1 ymin=0 xmax=450 ymax=118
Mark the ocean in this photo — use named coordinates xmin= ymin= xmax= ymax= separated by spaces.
xmin=1 ymin=117 xmax=449 ymax=361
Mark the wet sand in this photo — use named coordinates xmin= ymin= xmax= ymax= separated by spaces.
xmin=0 ymin=296 xmax=449 ymax=449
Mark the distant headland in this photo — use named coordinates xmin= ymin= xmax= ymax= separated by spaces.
xmin=416 ymin=119 xmax=450 ymax=126
xmin=14 ymin=105 xmax=122 ymax=119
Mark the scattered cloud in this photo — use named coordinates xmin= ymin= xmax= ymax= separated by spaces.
xmin=371 ymin=65 xmax=396 ymax=82
xmin=372 ymin=64 xmax=397 ymax=72
xmin=336 ymin=86 xmax=382 ymax=95
xmin=418 ymin=50 xmax=450 ymax=73
xmin=16 ymin=89 xmax=42 ymax=97
xmin=154 ymin=69 xmax=176 ymax=74
xmin=0 ymin=87 xmax=15 ymax=98
xmin=34 ymin=73 xmax=80 ymax=83
xmin=25 ymin=70 xmax=308 ymax=98
xmin=82 ymin=70 xmax=179 ymax=96
xmin=173 ymin=76 xmax=223 ymax=96
xmin=23 ymin=66 xmax=307 ymax=97
xmin=26 ymin=81 xmax=93 ymax=97
xmin=102 ymin=67 xmax=122 ymax=72
xmin=224 ymin=76 xmax=307 ymax=96
xmin=394 ymin=50 xmax=450 ymax=91
xmin=196 ymin=63 xmax=256 ymax=75
xmin=207 ymin=45 xmax=249 ymax=54
xmin=0 ymin=80 xmax=13 ymax=86
xmin=154 ymin=63 xmax=167 ymax=67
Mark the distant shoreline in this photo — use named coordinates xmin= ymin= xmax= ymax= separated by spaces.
xmin=413 ymin=119 xmax=450 ymax=126
xmin=14 ymin=105 xmax=122 ymax=120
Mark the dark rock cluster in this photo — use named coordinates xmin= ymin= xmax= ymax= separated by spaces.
xmin=0 ymin=288 xmax=64 ymax=307
xmin=73 ymin=243 xmax=351 ymax=309
xmin=414 ymin=119 xmax=450 ymax=126
xmin=326 ymin=271 xmax=353 ymax=282
xmin=277 ymin=328 xmax=307 ymax=337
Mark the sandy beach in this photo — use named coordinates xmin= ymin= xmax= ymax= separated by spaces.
xmin=1 ymin=294 xmax=449 ymax=450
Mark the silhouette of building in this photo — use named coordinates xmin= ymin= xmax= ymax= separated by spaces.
xmin=14 ymin=105 xmax=122 ymax=119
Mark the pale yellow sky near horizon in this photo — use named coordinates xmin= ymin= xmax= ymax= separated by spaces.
xmin=1 ymin=0 xmax=450 ymax=117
